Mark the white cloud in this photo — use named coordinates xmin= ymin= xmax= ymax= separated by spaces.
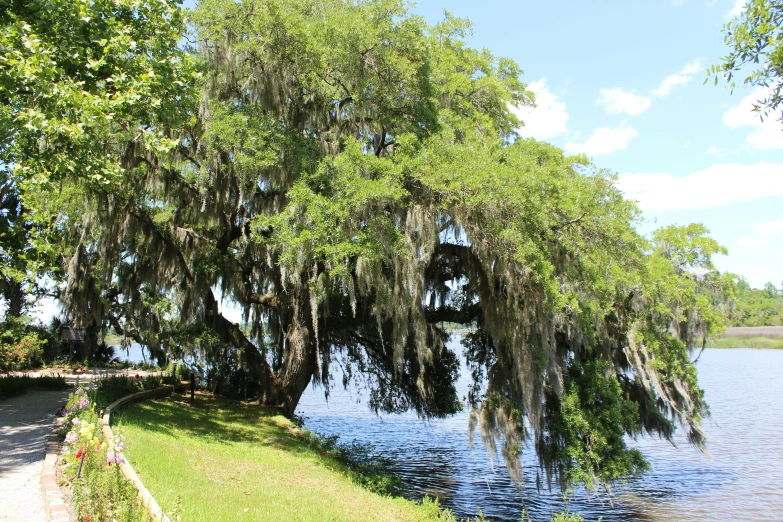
xmin=705 ymin=145 xmax=721 ymax=155
xmin=564 ymin=125 xmax=637 ymax=156
xmin=652 ymin=60 xmax=703 ymax=96
xmin=726 ymin=0 xmax=746 ymax=18
xmin=511 ymin=78 xmax=569 ymax=140
xmin=596 ymin=88 xmax=651 ymax=116
xmin=753 ymin=220 xmax=783 ymax=237
xmin=735 ymin=220 xmax=783 ymax=248
xmin=680 ymin=60 xmax=702 ymax=75
xmin=617 ymin=162 xmax=783 ymax=211
xmin=723 ymin=88 xmax=783 ymax=149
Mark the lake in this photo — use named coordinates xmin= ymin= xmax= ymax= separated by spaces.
xmin=109 ymin=343 xmax=148 ymax=364
xmin=297 ymin=344 xmax=783 ymax=521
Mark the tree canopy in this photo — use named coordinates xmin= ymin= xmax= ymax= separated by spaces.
xmin=2 ymin=0 xmax=735 ymax=493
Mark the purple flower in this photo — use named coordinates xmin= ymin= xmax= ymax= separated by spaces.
xmin=78 ymin=398 xmax=89 ymax=409
xmin=107 ymin=449 xmax=127 ymax=466
xmin=65 ymin=432 xmax=78 ymax=443
xmin=74 ymin=388 xmax=84 ymax=396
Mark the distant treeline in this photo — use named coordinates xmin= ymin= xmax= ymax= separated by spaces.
xmin=730 ymin=280 xmax=783 ymax=327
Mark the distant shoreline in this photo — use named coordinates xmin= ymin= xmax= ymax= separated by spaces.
xmin=722 ymin=326 xmax=783 ymax=338
xmin=708 ymin=326 xmax=783 ymax=349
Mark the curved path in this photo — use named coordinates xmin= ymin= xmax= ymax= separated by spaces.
xmin=0 ymin=389 xmax=70 ymax=522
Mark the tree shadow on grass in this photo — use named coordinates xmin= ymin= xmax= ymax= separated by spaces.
xmin=111 ymin=392 xmax=315 ymax=456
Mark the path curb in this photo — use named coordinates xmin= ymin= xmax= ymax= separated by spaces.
xmin=102 ymin=384 xmax=188 ymax=522
xmin=42 ymin=414 xmax=72 ymax=522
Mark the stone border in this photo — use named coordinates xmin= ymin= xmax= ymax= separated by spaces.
xmin=102 ymin=384 xmax=188 ymax=522
xmin=42 ymin=415 xmax=72 ymax=522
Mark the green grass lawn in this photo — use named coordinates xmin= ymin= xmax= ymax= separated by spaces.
xmin=706 ymin=336 xmax=783 ymax=349
xmin=114 ymin=393 xmax=452 ymax=522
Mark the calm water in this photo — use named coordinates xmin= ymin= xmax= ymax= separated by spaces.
xmin=297 ymin=344 xmax=783 ymax=521
xmin=109 ymin=343 xmax=147 ymax=364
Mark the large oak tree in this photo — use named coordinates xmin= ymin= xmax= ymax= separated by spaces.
xmin=6 ymin=0 xmax=734 ymax=491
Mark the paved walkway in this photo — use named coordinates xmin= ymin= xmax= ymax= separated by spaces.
xmin=0 ymin=389 xmax=70 ymax=522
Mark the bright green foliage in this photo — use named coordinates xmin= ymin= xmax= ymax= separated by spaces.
xmin=729 ymin=279 xmax=783 ymax=325
xmin=1 ymin=0 xmax=193 ymax=188
xmin=712 ymin=0 xmax=783 ymax=121
xmin=7 ymin=0 xmax=735 ymax=493
xmin=642 ymin=224 xmax=735 ymax=349
xmin=541 ymin=361 xmax=650 ymax=490
xmin=1 ymin=0 xmax=195 ymax=358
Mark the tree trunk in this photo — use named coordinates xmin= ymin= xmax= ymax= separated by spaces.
xmin=276 ymin=288 xmax=318 ymax=416
xmin=203 ymin=287 xmax=282 ymax=404
xmin=3 ymin=279 xmax=25 ymax=318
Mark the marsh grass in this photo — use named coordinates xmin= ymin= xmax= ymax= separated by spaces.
xmin=706 ymin=336 xmax=783 ymax=349
xmin=114 ymin=393 xmax=458 ymax=522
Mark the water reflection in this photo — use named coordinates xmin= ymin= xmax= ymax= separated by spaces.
xmin=298 ymin=344 xmax=783 ymax=521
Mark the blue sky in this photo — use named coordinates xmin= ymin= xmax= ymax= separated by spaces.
xmin=409 ymin=0 xmax=782 ymax=289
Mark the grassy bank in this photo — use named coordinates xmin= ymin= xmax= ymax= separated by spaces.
xmin=707 ymin=336 xmax=783 ymax=349
xmin=114 ymin=394 xmax=455 ymax=522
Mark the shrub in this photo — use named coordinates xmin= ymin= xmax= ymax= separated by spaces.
xmin=0 ymin=318 xmax=47 ymax=371
xmin=87 ymin=377 xmax=140 ymax=410
xmin=0 ymin=375 xmax=67 ymax=398
xmin=165 ymin=361 xmax=192 ymax=382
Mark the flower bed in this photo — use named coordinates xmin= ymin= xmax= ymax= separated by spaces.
xmin=59 ymin=376 xmax=179 ymax=522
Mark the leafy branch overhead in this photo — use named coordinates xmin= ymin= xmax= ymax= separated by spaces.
xmin=2 ymin=0 xmax=736 ymax=492
xmin=711 ymin=0 xmax=783 ymax=121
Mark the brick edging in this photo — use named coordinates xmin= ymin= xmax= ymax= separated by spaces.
xmin=42 ymin=415 xmax=72 ymax=522
xmin=102 ymin=384 xmax=188 ymax=522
